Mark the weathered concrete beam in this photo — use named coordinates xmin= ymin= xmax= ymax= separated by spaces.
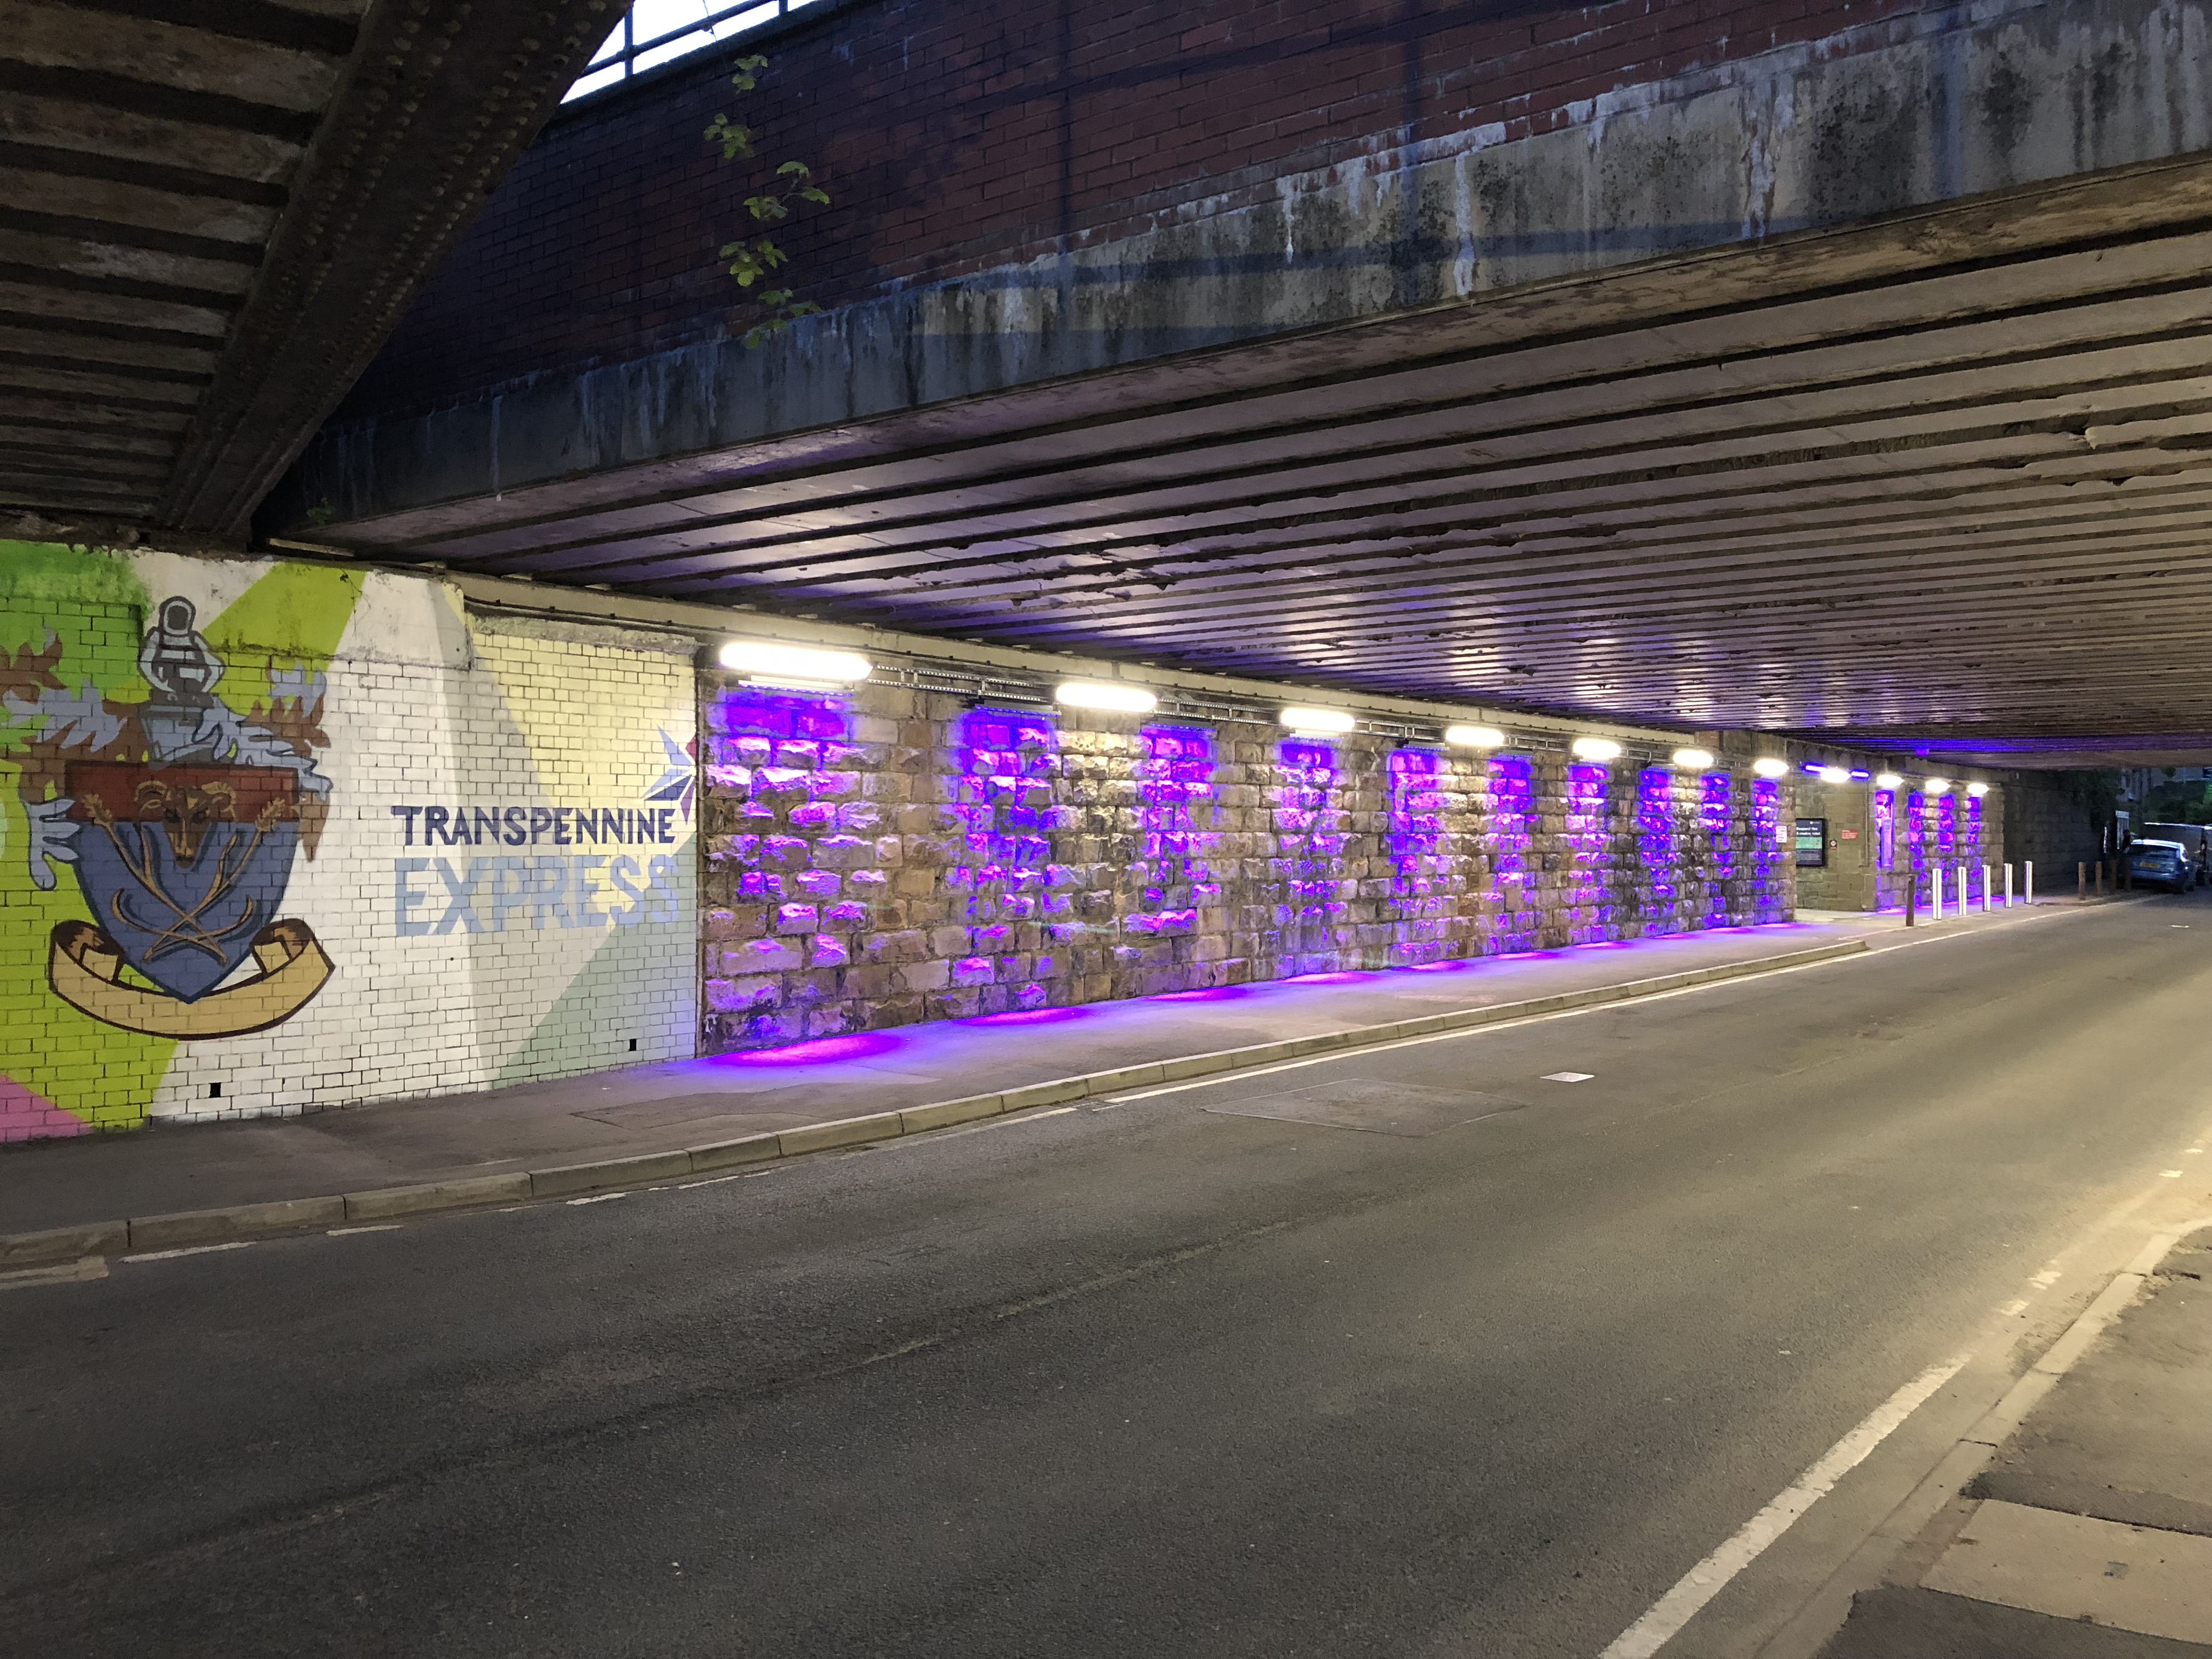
xmin=282 ymin=0 xmax=2212 ymax=538
xmin=156 ymin=0 xmax=626 ymax=537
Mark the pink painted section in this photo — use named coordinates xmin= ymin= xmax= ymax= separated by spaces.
xmin=0 ymin=1075 xmax=88 ymax=1142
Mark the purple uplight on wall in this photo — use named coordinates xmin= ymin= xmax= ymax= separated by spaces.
xmin=1751 ymin=778 xmax=1784 ymax=921
xmin=1873 ymin=789 xmax=1897 ymax=906
xmin=1638 ymin=767 xmax=1680 ymax=935
xmin=1387 ymin=750 xmax=1447 ymax=900
xmin=953 ymin=708 xmax=1060 ymax=998
xmin=1701 ymin=771 xmax=1734 ymax=926
xmin=708 ymin=686 xmax=861 ymax=1048
xmin=1965 ymin=792 xmax=1983 ymax=865
xmin=1564 ymin=762 xmax=1610 ymax=943
xmin=1936 ymin=792 xmax=1958 ymax=868
xmin=1488 ymin=754 xmax=1537 ymax=952
xmin=1274 ymin=739 xmax=1348 ymax=967
xmin=1128 ymin=726 xmax=1218 ymax=943
xmin=1387 ymin=748 xmax=1459 ymax=964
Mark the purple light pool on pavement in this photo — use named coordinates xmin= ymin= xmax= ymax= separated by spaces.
xmin=1152 ymin=985 xmax=1248 ymax=1002
xmin=712 ymin=1031 xmax=903 ymax=1066
xmin=965 ymin=1006 xmax=1093 ymax=1027
xmin=1285 ymin=969 xmax=1374 ymax=985
xmin=1406 ymin=958 xmax=1475 ymax=973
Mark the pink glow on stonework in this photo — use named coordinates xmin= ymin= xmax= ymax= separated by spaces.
xmin=713 ymin=1031 xmax=904 ymax=1066
xmin=965 ymin=1006 xmax=1093 ymax=1026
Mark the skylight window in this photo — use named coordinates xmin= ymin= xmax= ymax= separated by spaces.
xmin=566 ymin=0 xmax=821 ymax=100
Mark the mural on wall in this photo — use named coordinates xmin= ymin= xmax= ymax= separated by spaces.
xmin=2 ymin=543 xmax=697 ymax=1140
xmin=39 ymin=597 xmax=336 ymax=1039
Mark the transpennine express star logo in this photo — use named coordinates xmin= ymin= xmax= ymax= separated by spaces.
xmin=35 ymin=598 xmax=335 ymax=1039
xmin=647 ymin=728 xmax=697 ymax=821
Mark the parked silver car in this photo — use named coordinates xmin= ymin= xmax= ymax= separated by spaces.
xmin=2136 ymin=822 xmax=2210 ymax=886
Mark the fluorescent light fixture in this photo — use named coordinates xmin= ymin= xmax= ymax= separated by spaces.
xmin=1966 ymin=781 xmax=1990 ymax=797
xmin=1925 ymin=777 xmax=1952 ymax=795
xmin=1752 ymin=757 xmax=1790 ymax=778
xmin=1279 ymin=706 xmax=1354 ymax=735
xmin=1670 ymin=747 xmax=1715 ymax=770
xmin=1054 ymin=680 xmax=1156 ymax=713
xmin=1817 ymin=765 xmax=1852 ymax=785
xmin=1444 ymin=724 xmax=1507 ymax=748
xmin=1875 ymin=772 xmax=1904 ymax=789
xmin=1569 ymin=737 xmax=1622 ymax=761
xmin=718 ymin=639 xmax=872 ymax=690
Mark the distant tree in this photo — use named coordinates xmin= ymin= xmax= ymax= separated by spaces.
xmin=706 ymin=54 xmax=831 ymax=347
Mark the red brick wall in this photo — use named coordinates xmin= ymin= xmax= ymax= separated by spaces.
xmin=341 ymin=0 xmax=1936 ymax=422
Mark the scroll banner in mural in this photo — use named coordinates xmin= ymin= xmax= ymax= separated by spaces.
xmin=49 ymin=918 xmax=331 ymax=1038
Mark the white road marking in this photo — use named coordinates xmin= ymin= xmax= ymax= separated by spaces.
xmin=1543 ymin=1071 xmax=1594 ymax=1082
xmin=567 ymin=1192 xmax=628 ymax=1206
xmin=0 ymin=1255 xmax=108 ymax=1291
xmin=123 ymin=1240 xmax=257 ymax=1263
xmin=2162 ymin=1170 xmax=2185 ymax=1178
xmin=2000 ymin=1298 xmax=2029 ymax=1317
xmin=1598 ymin=1350 xmax=1975 ymax=1659
xmin=675 ymin=1171 xmax=755 ymax=1189
xmin=327 ymin=1224 xmax=402 ymax=1236
xmin=2030 ymin=1269 xmax=2062 ymax=1288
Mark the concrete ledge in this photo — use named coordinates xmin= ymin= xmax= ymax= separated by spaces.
xmin=129 ymin=1196 xmax=346 ymax=1250
xmin=532 ymin=1150 xmax=696 ymax=1199
xmin=778 ymin=1112 xmax=906 ymax=1155
xmin=1 ymin=1220 xmax=129 ymax=1265
xmin=686 ymin=1132 xmax=786 ymax=1172
xmin=0 ymin=936 xmax=1871 ymax=1265
xmin=345 ymin=1172 xmax=532 ymax=1220
xmin=998 ymin=1077 xmax=1090 ymax=1111
xmin=900 ymin=1095 xmax=1005 ymax=1133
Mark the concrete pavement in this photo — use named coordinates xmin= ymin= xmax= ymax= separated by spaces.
xmin=0 ymin=917 xmax=1928 ymax=1245
xmin=2 ymin=893 xmax=2203 ymax=1658
xmin=1816 ymin=1223 xmax=2212 ymax=1658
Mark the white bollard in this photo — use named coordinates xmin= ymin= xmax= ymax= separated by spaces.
xmin=1982 ymin=864 xmax=1992 ymax=913
xmin=2005 ymin=864 xmax=2014 ymax=907
xmin=2026 ymin=860 xmax=2035 ymax=905
xmin=1933 ymin=867 xmax=1945 ymax=918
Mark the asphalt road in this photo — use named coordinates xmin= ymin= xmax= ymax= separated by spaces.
xmin=6 ymin=898 xmax=2211 ymax=1658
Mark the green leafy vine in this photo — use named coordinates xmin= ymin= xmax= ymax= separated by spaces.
xmin=705 ymin=54 xmax=831 ymax=348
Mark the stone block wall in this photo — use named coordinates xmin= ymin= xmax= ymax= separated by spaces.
xmin=697 ymin=676 xmax=1796 ymax=1051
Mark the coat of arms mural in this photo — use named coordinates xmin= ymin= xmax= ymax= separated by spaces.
xmin=24 ymin=597 xmax=335 ymax=1038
